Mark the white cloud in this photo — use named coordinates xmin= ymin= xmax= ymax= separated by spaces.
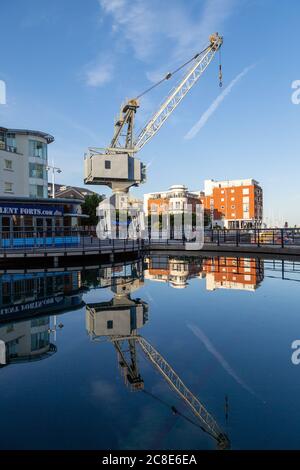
xmin=184 ymin=64 xmax=255 ymax=139
xmin=99 ymin=0 xmax=238 ymax=65
xmin=86 ymin=0 xmax=238 ymax=90
xmin=85 ymin=60 xmax=114 ymax=87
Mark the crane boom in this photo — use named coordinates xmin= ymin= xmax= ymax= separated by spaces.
xmin=83 ymin=33 xmax=223 ymax=194
xmin=134 ymin=33 xmax=223 ymax=151
xmin=137 ymin=335 xmax=229 ymax=449
xmin=111 ymin=334 xmax=229 ymax=449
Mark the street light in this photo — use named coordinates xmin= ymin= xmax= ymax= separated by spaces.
xmin=46 ymin=163 xmax=62 ymax=198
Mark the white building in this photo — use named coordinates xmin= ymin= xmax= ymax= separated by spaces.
xmin=0 ymin=127 xmax=54 ymax=198
xmin=144 ymin=184 xmax=202 ymax=215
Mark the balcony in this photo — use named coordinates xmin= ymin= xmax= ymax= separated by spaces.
xmin=0 ymin=141 xmax=17 ymax=153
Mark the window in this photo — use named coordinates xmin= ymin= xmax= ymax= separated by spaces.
xmin=6 ymin=133 xmax=16 ymax=151
xmin=243 ymin=188 xmax=249 ymax=195
xmin=221 ymin=198 xmax=224 ymax=202
xmin=231 ymin=197 xmax=235 ymax=201
xmin=231 ymin=205 xmax=235 ymax=209
xmin=221 ymin=205 xmax=225 ymax=209
xmin=29 ymin=162 xmax=45 ymax=179
xmin=4 ymin=182 xmax=13 ymax=192
xmin=231 ymin=189 xmax=235 ymax=193
xmin=231 ymin=213 xmax=235 ymax=217
xmin=31 ymin=317 xmax=49 ymax=327
xmin=4 ymin=159 xmax=12 ymax=170
xmin=31 ymin=331 xmax=49 ymax=351
xmin=107 ymin=320 xmax=113 ymax=329
xmin=243 ymin=196 xmax=249 ymax=203
xmin=29 ymin=140 xmax=47 ymax=159
xmin=30 ymin=184 xmax=45 ymax=198
xmin=105 ymin=160 xmax=111 ymax=169
xmin=221 ymin=190 xmax=224 ymax=194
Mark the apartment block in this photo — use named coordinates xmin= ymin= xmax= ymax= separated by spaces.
xmin=201 ymin=178 xmax=263 ymax=228
xmin=0 ymin=127 xmax=54 ymax=198
xmin=144 ymin=184 xmax=202 ymax=216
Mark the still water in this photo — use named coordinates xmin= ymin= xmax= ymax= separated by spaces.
xmin=0 ymin=255 xmax=299 ymax=450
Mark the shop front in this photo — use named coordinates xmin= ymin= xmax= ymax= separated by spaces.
xmin=0 ymin=197 xmax=87 ymax=248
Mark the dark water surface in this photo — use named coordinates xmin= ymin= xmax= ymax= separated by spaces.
xmin=0 ymin=255 xmax=299 ymax=450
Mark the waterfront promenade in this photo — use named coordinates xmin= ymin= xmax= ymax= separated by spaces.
xmin=0 ymin=228 xmax=300 ymax=261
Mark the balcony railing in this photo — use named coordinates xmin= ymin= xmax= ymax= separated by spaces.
xmin=0 ymin=142 xmax=17 ymax=153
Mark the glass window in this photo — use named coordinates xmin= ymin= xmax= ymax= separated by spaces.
xmin=36 ymin=218 xmax=44 ymax=235
xmin=4 ymin=159 xmax=12 ymax=170
xmin=29 ymin=162 xmax=45 ymax=179
xmin=6 ymin=133 xmax=16 ymax=151
xmin=31 ymin=331 xmax=49 ymax=351
xmin=23 ymin=216 xmax=34 ymax=233
xmin=31 ymin=317 xmax=49 ymax=328
xmin=107 ymin=320 xmax=113 ymax=329
xmin=45 ymin=218 xmax=52 ymax=235
xmin=4 ymin=181 xmax=13 ymax=192
xmin=12 ymin=215 xmax=21 ymax=234
xmin=29 ymin=140 xmax=47 ymax=159
xmin=2 ymin=217 xmax=10 ymax=232
xmin=30 ymin=184 xmax=45 ymax=198
xmin=105 ymin=160 xmax=111 ymax=169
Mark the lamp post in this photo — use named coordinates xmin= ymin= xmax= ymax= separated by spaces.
xmin=46 ymin=162 xmax=62 ymax=198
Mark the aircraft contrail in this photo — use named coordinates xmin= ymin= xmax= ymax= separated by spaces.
xmin=184 ymin=64 xmax=255 ymax=140
xmin=187 ymin=323 xmax=263 ymax=401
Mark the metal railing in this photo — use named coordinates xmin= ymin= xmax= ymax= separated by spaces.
xmin=1 ymin=227 xmax=300 ymax=255
xmin=147 ymin=228 xmax=300 ymax=249
xmin=0 ymin=228 xmax=147 ymax=255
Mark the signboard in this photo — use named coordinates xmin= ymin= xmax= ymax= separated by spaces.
xmin=0 ymin=295 xmax=65 ymax=317
xmin=0 ymin=203 xmax=64 ymax=217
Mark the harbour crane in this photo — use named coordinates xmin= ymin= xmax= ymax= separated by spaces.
xmin=84 ymin=33 xmax=223 ymax=200
xmin=86 ymin=261 xmax=230 ymax=449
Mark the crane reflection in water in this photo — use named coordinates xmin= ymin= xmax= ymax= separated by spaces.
xmin=85 ymin=259 xmax=230 ymax=450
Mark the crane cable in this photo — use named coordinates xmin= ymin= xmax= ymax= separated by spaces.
xmin=135 ymin=44 xmax=211 ymax=100
xmin=142 ymin=389 xmax=217 ymax=441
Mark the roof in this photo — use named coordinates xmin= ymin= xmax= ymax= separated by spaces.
xmin=0 ymin=127 xmax=54 ymax=144
xmin=48 ymin=183 xmax=102 ymax=200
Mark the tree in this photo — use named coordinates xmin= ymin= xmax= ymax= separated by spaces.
xmin=81 ymin=193 xmax=104 ymax=226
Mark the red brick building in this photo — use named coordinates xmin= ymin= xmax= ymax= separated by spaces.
xmin=201 ymin=179 xmax=263 ymax=228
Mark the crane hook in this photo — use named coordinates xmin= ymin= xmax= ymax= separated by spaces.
xmin=219 ymin=64 xmax=223 ymax=88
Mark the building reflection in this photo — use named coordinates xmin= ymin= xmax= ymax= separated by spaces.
xmin=0 ymin=271 xmax=84 ymax=322
xmin=144 ymin=255 xmax=204 ymax=288
xmin=144 ymin=255 xmax=264 ymax=291
xmin=0 ymin=316 xmax=56 ymax=366
xmin=202 ymin=257 xmax=264 ymax=291
xmin=0 ymin=269 xmax=85 ymax=367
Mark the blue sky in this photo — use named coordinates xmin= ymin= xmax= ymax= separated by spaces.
xmin=0 ymin=0 xmax=299 ymax=224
